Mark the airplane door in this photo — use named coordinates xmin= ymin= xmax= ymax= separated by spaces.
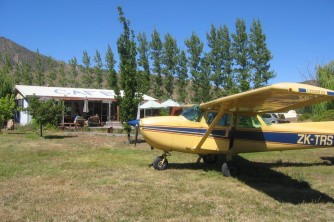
xmin=200 ymin=111 xmax=231 ymax=152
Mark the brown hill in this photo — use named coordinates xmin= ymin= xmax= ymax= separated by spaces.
xmin=0 ymin=36 xmax=63 ymax=68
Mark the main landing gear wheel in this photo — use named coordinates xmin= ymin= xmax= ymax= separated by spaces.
xmin=202 ymin=154 xmax=218 ymax=164
xmin=221 ymin=161 xmax=239 ymax=177
xmin=153 ymin=155 xmax=169 ymax=170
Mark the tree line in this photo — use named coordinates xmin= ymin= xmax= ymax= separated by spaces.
xmin=1 ymin=8 xmax=276 ymax=104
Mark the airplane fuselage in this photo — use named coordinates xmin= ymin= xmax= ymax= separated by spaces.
xmin=139 ymin=110 xmax=334 ymax=155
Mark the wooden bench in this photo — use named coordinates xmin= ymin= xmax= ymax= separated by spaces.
xmin=58 ymin=122 xmax=78 ymax=130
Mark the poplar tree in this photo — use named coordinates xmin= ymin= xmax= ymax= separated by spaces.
xmin=22 ymin=62 xmax=33 ymax=85
xmin=312 ymin=61 xmax=334 ymax=115
xmin=162 ymin=33 xmax=179 ymax=99
xmin=137 ymin=32 xmax=151 ymax=95
xmin=68 ymin=57 xmax=78 ymax=87
xmin=249 ymin=19 xmax=275 ymax=88
xmin=59 ymin=62 xmax=67 ymax=87
xmin=94 ymin=50 xmax=103 ymax=88
xmin=0 ymin=66 xmax=13 ymax=97
xmin=13 ymin=64 xmax=22 ymax=85
xmin=81 ymin=50 xmax=92 ymax=88
xmin=232 ymin=19 xmax=250 ymax=92
xmin=35 ymin=50 xmax=45 ymax=86
xmin=199 ymin=55 xmax=213 ymax=102
xmin=150 ymin=29 xmax=163 ymax=99
xmin=0 ymin=55 xmax=13 ymax=97
xmin=117 ymin=6 xmax=139 ymax=137
xmin=105 ymin=44 xmax=118 ymax=93
xmin=47 ymin=56 xmax=57 ymax=86
xmin=221 ymin=25 xmax=237 ymax=96
xmin=185 ymin=32 xmax=204 ymax=103
xmin=176 ymin=50 xmax=188 ymax=103
xmin=207 ymin=24 xmax=223 ymax=97
xmin=0 ymin=95 xmax=15 ymax=131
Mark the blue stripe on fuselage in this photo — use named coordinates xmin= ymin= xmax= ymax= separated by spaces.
xmin=235 ymin=130 xmax=297 ymax=144
xmin=235 ymin=130 xmax=334 ymax=146
xmin=142 ymin=126 xmax=227 ymax=138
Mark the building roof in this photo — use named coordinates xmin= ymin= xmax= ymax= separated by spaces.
xmin=140 ymin=100 xmax=166 ymax=109
xmin=14 ymin=85 xmax=156 ymax=101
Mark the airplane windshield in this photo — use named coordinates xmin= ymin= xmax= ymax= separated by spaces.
xmin=181 ymin=105 xmax=202 ymax=122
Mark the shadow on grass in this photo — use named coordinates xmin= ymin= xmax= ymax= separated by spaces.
xmin=321 ymin=157 xmax=334 ymax=165
xmin=43 ymin=135 xmax=78 ymax=139
xmin=168 ymin=155 xmax=334 ymax=204
xmin=4 ymin=132 xmax=29 ymax=135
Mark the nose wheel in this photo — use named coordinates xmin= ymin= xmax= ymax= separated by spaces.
xmin=152 ymin=152 xmax=170 ymax=170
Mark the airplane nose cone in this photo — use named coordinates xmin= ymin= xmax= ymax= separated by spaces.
xmin=128 ymin=119 xmax=140 ymax=127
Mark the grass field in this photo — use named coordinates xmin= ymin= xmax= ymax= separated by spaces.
xmin=0 ymin=129 xmax=333 ymax=221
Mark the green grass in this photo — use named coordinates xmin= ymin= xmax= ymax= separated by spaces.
xmin=0 ymin=130 xmax=333 ymax=221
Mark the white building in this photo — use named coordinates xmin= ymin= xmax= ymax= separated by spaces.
xmin=14 ymin=85 xmax=156 ymax=125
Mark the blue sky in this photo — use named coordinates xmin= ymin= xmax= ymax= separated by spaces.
xmin=1 ymin=0 xmax=333 ymax=84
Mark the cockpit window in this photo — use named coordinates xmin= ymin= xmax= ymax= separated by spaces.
xmin=237 ymin=116 xmax=262 ymax=128
xmin=206 ymin=112 xmax=230 ymax=127
xmin=180 ymin=105 xmax=203 ymax=122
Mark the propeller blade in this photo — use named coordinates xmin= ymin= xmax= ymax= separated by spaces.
xmin=134 ymin=125 xmax=139 ymax=147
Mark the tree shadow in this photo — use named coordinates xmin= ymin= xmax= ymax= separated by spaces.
xmin=43 ymin=135 xmax=78 ymax=139
xmin=3 ymin=132 xmax=28 ymax=135
xmin=168 ymin=155 xmax=334 ymax=204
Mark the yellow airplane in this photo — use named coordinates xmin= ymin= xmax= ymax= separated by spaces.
xmin=130 ymin=82 xmax=334 ymax=176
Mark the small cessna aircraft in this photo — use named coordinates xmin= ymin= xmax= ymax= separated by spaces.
xmin=129 ymin=83 xmax=334 ymax=176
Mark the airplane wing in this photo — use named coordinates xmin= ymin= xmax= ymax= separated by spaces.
xmin=200 ymin=82 xmax=334 ymax=114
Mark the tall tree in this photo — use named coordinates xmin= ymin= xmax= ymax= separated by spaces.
xmin=22 ymin=62 xmax=33 ymax=85
xmin=105 ymin=44 xmax=118 ymax=93
xmin=249 ymin=19 xmax=275 ymax=88
xmin=117 ymin=6 xmax=139 ymax=139
xmin=94 ymin=50 xmax=103 ymax=88
xmin=46 ymin=56 xmax=57 ymax=86
xmin=35 ymin=50 xmax=45 ymax=86
xmin=221 ymin=25 xmax=237 ymax=96
xmin=150 ymin=29 xmax=164 ymax=99
xmin=0 ymin=95 xmax=15 ymax=131
xmin=68 ymin=57 xmax=78 ymax=87
xmin=0 ymin=55 xmax=13 ymax=97
xmin=13 ymin=63 xmax=22 ymax=85
xmin=232 ymin=19 xmax=250 ymax=92
xmin=198 ymin=55 xmax=213 ymax=102
xmin=59 ymin=62 xmax=67 ymax=87
xmin=176 ymin=50 xmax=188 ymax=103
xmin=162 ymin=33 xmax=179 ymax=98
xmin=81 ymin=50 xmax=92 ymax=88
xmin=185 ymin=32 xmax=204 ymax=103
xmin=0 ymin=68 xmax=13 ymax=98
xmin=207 ymin=24 xmax=223 ymax=97
xmin=311 ymin=61 xmax=334 ymax=115
xmin=137 ymin=32 xmax=151 ymax=95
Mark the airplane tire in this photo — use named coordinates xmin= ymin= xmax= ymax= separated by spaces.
xmin=153 ymin=156 xmax=168 ymax=170
xmin=202 ymin=154 xmax=218 ymax=164
xmin=221 ymin=161 xmax=239 ymax=177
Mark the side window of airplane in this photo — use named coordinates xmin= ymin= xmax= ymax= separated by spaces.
xmin=237 ymin=116 xmax=261 ymax=128
xmin=206 ymin=112 xmax=230 ymax=127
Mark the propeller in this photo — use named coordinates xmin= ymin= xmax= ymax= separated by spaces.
xmin=134 ymin=124 xmax=139 ymax=147
xmin=127 ymin=119 xmax=140 ymax=146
